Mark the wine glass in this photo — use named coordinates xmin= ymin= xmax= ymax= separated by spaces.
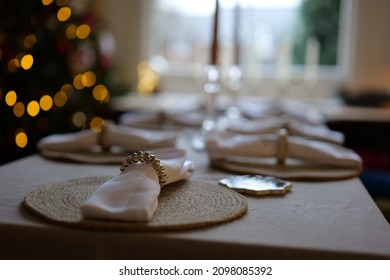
xmin=192 ymin=64 xmax=221 ymax=151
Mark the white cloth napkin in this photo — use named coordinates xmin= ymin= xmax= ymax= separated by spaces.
xmin=227 ymin=117 xmax=344 ymax=144
xmin=37 ymin=122 xmax=177 ymax=153
xmin=238 ymin=97 xmax=325 ymax=125
xmin=206 ymin=131 xmax=362 ymax=169
xmin=81 ymin=148 xmax=194 ymax=222
xmin=119 ymin=110 xmax=203 ymax=127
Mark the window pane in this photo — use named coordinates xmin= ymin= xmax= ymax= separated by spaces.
xmin=151 ymin=0 xmax=340 ymax=77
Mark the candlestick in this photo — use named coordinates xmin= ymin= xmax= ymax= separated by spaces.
xmin=304 ymin=36 xmax=320 ymax=88
xmin=192 ymin=0 xmax=221 ymax=151
xmin=233 ymin=1 xmax=241 ymax=65
xmin=210 ymin=0 xmax=219 ymax=65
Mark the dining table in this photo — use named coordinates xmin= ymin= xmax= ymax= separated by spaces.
xmin=1 ymin=128 xmax=390 ymax=260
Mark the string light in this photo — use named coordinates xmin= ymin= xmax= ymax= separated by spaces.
xmin=72 ymin=111 xmax=87 ymax=127
xmin=57 ymin=7 xmax=71 ymax=22
xmin=24 ymin=34 xmax=37 ymax=48
xmin=13 ymin=102 xmax=25 ymax=117
xmin=27 ymin=100 xmax=40 ymax=117
xmin=73 ymin=74 xmax=84 ymax=90
xmin=54 ymin=90 xmax=68 ymax=107
xmin=76 ymin=24 xmax=91 ymax=39
xmin=82 ymin=71 xmax=96 ymax=87
xmin=136 ymin=60 xmax=160 ymax=96
xmin=56 ymin=0 xmax=69 ymax=7
xmin=90 ymin=117 xmax=104 ymax=133
xmin=3 ymin=0 xmax=112 ymax=153
xmin=21 ymin=54 xmax=34 ymax=70
xmin=39 ymin=95 xmax=53 ymax=111
xmin=92 ymin=84 xmax=109 ymax=102
xmin=7 ymin=59 xmax=19 ymax=73
xmin=42 ymin=0 xmax=54 ymax=6
xmin=5 ymin=91 xmax=17 ymax=106
xmin=60 ymin=83 xmax=74 ymax=95
xmin=15 ymin=129 xmax=28 ymax=148
xmin=65 ymin=24 xmax=77 ymax=39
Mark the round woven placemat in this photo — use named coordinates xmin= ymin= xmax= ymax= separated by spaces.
xmin=211 ymin=159 xmax=362 ymax=181
xmin=23 ymin=176 xmax=247 ymax=231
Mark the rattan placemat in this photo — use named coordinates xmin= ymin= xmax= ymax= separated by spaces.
xmin=23 ymin=176 xmax=247 ymax=231
xmin=211 ymin=158 xmax=362 ymax=181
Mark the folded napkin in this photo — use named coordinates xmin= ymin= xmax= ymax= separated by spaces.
xmin=81 ymin=148 xmax=194 ymax=222
xmin=37 ymin=122 xmax=177 ymax=154
xmin=238 ymin=97 xmax=325 ymax=125
xmin=119 ymin=110 xmax=204 ymax=128
xmin=206 ymin=131 xmax=362 ymax=171
xmin=227 ymin=116 xmax=344 ymax=144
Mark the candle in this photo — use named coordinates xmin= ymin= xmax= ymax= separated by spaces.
xmin=304 ymin=36 xmax=320 ymax=85
xmin=276 ymin=38 xmax=292 ymax=87
xmin=233 ymin=1 xmax=241 ymax=65
xmin=210 ymin=0 xmax=219 ymax=65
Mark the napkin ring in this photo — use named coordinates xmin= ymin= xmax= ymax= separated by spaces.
xmin=120 ymin=151 xmax=167 ymax=186
xmin=97 ymin=121 xmax=110 ymax=152
xmin=277 ymin=128 xmax=289 ymax=165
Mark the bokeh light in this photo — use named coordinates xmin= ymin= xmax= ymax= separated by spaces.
xmin=56 ymin=0 xmax=68 ymax=7
xmin=72 ymin=111 xmax=87 ymax=128
xmin=90 ymin=117 xmax=105 ymax=133
xmin=24 ymin=34 xmax=37 ymax=49
xmin=21 ymin=54 xmax=34 ymax=70
xmin=76 ymin=24 xmax=91 ymax=39
xmin=57 ymin=7 xmax=71 ymax=22
xmin=61 ymin=83 xmax=74 ymax=94
xmin=92 ymin=84 xmax=109 ymax=102
xmin=7 ymin=59 xmax=20 ymax=73
xmin=42 ymin=0 xmax=54 ymax=5
xmin=136 ymin=60 xmax=160 ymax=96
xmin=27 ymin=100 xmax=40 ymax=117
xmin=65 ymin=24 xmax=77 ymax=39
xmin=82 ymin=71 xmax=96 ymax=87
xmin=73 ymin=74 xmax=84 ymax=90
xmin=13 ymin=102 xmax=25 ymax=117
xmin=39 ymin=95 xmax=53 ymax=111
xmin=54 ymin=91 xmax=68 ymax=107
xmin=15 ymin=130 xmax=28 ymax=148
xmin=5 ymin=90 xmax=17 ymax=106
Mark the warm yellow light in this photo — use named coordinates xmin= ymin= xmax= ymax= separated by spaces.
xmin=54 ymin=91 xmax=68 ymax=107
xmin=7 ymin=59 xmax=19 ymax=73
xmin=24 ymin=34 xmax=37 ymax=48
xmin=65 ymin=24 xmax=77 ymax=39
xmin=13 ymin=102 xmax=25 ymax=117
xmin=39 ymin=95 xmax=53 ymax=111
xmin=90 ymin=117 xmax=105 ymax=133
xmin=57 ymin=7 xmax=71 ymax=22
xmin=82 ymin=71 xmax=96 ymax=87
xmin=61 ymin=83 xmax=74 ymax=94
xmin=56 ymin=0 xmax=68 ymax=6
xmin=5 ymin=90 xmax=17 ymax=106
xmin=42 ymin=0 xmax=54 ymax=5
xmin=21 ymin=54 xmax=34 ymax=70
xmin=93 ymin=84 xmax=109 ymax=102
xmin=15 ymin=130 xmax=28 ymax=148
xmin=136 ymin=60 xmax=160 ymax=95
xmin=27 ymin=100 xmax=40 ymax=117
xmin=73 ymin=74 xmax=84 ymax=90
xmin=72 ymin=111 xmax=87 ymax=128
xmin=76 ymin=24 xmax=91 ymax=39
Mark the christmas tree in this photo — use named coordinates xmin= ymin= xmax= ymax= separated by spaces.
xmin=0 ymin=0 xmax=118 ymax=164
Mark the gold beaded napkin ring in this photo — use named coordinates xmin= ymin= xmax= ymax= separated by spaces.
xmin=120 ymin=151 xmax=167 ymax=186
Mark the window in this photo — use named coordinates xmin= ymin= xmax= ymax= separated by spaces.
xmin=146 ymin=0 xmax=343 ymax=94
